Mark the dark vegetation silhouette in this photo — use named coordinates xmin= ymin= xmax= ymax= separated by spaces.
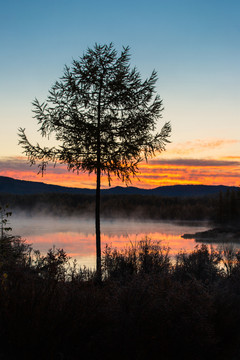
xmin=1 ymin=175 xmax=237 ymax=196
xmin=2 ymin=222 xmax=240 ymax=360
xmin=18 ymin=43 xmax=171 ymax=279
xmin=1 ymin=188 xmax=239 ymax=223
xmin=217 ymin=188 xmax=240 ymax=224
xmin=0 ymin=204 xmax=12 ymax=239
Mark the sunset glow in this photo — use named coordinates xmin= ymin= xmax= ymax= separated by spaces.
xmin=1 ymin=0 xmax=239 ymax=191
xmin=1 ymin=150 xmax=239 ymax=189
xmin=0 ymin=2 xmax=239 ymax=356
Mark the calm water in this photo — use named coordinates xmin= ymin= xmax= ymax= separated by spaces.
xmin=11 ymin=215 xmax=212 ymax=268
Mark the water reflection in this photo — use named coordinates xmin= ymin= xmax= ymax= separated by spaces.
xmin=11 ymin=216 xmax=211 ymax=269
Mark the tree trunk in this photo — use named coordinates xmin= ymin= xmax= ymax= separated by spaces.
xmin=96 ymin=79 xmax=102 ymax=281
xmin=95 ymin=162 xmax=101 ymax=280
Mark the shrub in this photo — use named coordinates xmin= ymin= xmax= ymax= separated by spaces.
xmin=102 ymin=238 xmax=171 ymax=282
xmin=174 ymin=244 xmax=222 ymax=283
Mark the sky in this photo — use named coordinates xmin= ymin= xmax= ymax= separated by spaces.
xmin=0 ymin=0 xmax=239 ymax=189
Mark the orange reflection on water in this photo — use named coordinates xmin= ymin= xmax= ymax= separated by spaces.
xmin=100 ymin=232 xmax=197 ymax=256
xmin=26 ymin=230 xmax=200 ymax=269
xmin=11 ymin=216 xmax=211 ymax=269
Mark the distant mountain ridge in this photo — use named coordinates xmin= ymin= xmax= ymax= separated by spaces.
xmin=0 ymin=176 xmax=238 ymax=197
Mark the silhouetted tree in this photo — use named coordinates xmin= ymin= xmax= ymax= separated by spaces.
xmin=0 ymin=204 xmax=12 ymax=240
xmin=18 ymin=43 xmax=171 ymax=279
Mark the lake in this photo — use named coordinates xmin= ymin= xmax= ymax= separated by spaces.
xmin=10 ymin=215 xmax=213 ymax=269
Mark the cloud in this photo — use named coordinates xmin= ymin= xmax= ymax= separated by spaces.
xmin=165 ymin=139 xmax=240 ymax=156
xmin=0 ymin=156 xmax=68 ymax=173
xmin=0 ymin=155 xmax=239 ymax=188
xmin=222 ymin=156 xmax=240 ymax=160
xmin=147 ymin=158 xmax=240 ymax=167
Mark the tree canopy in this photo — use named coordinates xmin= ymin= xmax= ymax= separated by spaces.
xmin=19 ymin=43 xmax=171 ymax=183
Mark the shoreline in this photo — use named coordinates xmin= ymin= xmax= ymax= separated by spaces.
xmin=182 ymin=226 xmax=240 ymax=243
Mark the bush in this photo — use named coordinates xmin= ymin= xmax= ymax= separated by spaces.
xmin=102 ymin=238 xmax=171 ymax=282
xmin=2 ymin=232 xmax=240 ymax=359
xmin=174 ymin=244 xmax=222 ymax=283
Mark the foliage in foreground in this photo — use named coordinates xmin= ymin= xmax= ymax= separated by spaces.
xmin=1 ymin=236 xmax=240 ymax=359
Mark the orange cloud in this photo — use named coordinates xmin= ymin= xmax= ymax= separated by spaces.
xmin=222 ymin=156 xmax=240 ymax=161
xmin=163 ymin=139 xmax=240 ymax=157
xmin=0 ymin=155 xmax=239 ymax=189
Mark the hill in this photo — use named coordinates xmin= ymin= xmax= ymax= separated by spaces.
xmin=0 ymin=176 xmax=238 ymax=197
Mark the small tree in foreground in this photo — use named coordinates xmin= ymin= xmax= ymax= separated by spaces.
xmin=0 ymin=205 xmax=12 ymax=240
xmin=18 ymin=43 xmax=171 ymax=279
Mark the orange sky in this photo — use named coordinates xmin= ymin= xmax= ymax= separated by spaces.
xmin=1 ymin=1 xmax=239 ymax=192
xmin=0 ymin=138 xmax=239 ymax=188
xmin=0 ymin=153 xmax=239 ymax=189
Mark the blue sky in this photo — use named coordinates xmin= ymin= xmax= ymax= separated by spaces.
xmin=0 ymin=0 xmax=239 ymax=187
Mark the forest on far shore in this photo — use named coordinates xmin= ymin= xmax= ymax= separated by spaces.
xmin=0 ymin=188 xmax=239 ymax=224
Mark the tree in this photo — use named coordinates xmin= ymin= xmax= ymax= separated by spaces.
xmin=0 ymin=205 xmax=12 ymax=240
xmin=18 ymin=43 xmax=171 ymax=279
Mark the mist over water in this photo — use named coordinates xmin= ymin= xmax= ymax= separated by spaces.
xmin=9 ymin=214 xmax=212 ymax=268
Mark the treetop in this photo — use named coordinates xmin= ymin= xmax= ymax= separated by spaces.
xmin=18 ymin=43 xmax=171 ymax=185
